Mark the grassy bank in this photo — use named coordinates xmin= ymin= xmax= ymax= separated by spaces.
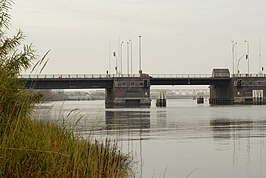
xmin=0 ymin=116 xmax=131 ymax=177
xmin=0 ymin=83 xmax=131 ymax=178
xmin=0 ymin=1 xmax=131 ymax=177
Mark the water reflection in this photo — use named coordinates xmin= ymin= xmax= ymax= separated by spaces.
xmin=105 ymin=110 xmax=150 ymax=176
xmin=156 ymin=110 xmax=167 ymax=128
xmin=210 ymin=118 xmax=253 ymax=140
xmin=210 ymin=118 xmax=266 ymax=140
xmin=105 ymin=110 xmax=150 ymax=130
xmin=210 ymin=118 xmax=266 ymax=166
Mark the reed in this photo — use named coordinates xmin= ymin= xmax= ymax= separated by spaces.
xmin=0 ymin=1 xmax=132 ymax=177
xmin=0 ymin=117 xmax=131 ymax=177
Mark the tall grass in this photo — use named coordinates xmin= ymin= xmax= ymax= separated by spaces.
xmin=0 ymin=77 xmax=131 ymax=177
xmin=0 ymin=0 xmax=131 ymax=177
xmin=0 ymin=117 xmax=131 ymax=177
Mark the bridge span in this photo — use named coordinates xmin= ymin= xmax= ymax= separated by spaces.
xmin=20 ymin=73 xmax=229 ymax=89
xmin=19 ymin=70 xmax=266 ymax=107
xmin=20 ymin=74 xmax=113 ymax=89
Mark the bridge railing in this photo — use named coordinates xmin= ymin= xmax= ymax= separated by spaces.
xmin=19 ymin=73 xmax=266 ymax=79
xmin=149 ymin=74 xmax=212 ymax=78
xmin=19 ymin=74 xmax=142 ymax=79
xmin=232 ymin=74 xmax=266 ymax=78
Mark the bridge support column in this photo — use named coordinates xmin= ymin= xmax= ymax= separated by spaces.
xmin=105 ymin=75 xmax=151 ymax=108
xmin=209 ymin=82 xmax=233 ymax=105
xmin=209 ymin=69 xmax=233 ymax=105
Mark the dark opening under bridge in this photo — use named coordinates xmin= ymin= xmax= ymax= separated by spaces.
xmin=19 ymin=70 xmax=266 ymax=108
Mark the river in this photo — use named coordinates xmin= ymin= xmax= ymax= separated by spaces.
xmin=35 ymin=99 xmax=266 ymax=178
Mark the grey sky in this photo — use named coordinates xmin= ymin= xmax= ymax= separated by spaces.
xmin=10 ymin=0 xmax=266 ymax=75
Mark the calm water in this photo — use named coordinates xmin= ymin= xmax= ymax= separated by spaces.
xmin=35 ymin=99 xmax=266 ymax=178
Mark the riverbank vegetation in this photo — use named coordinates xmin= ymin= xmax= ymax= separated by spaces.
xmin=0 ymin=1 xmax=131 ymax=177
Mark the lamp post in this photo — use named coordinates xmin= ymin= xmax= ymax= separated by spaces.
xmin=245 ymin=40 xmax=249 ymax=75
xmin=232 ymin=41 xmax=237 ymax=75
xmin=120 ymin=41 xmax=124 ymax=75
xmin=108 ymin=43 xmax=111 ymax=74
xmin=138 ymin=36 xmax=142 ymax=74
xmin=113 ymin=51 xmax=117 ymax=75
xmin=237 ymin=54 xmax=246 ymax=74
xmin=259 ymin=37 xmax=262 ymax=72
xmin=129 ymin=39 xmax=133 ymax=76
xmin=127 ymin=41 xmax=130 ymax=75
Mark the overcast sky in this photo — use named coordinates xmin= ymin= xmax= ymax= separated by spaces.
xmin=10 ymin=0 xmax=266 ymax=75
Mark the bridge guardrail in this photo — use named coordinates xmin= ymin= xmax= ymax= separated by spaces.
xmin=150 ymin=74 xmax=266 ymax=78
xmin=149 ymin=74 xmax=213 ymax=78
xmin=231 ymin=74 xmax=266 ymax=78
xmin=20 ymin=74 xmax=212 ymax=79
xmin=19 ymin=73 xmax=266 ymax=79
xmin=19 ymin=74 xmax=141 ymax=79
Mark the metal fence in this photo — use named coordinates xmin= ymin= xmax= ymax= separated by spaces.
xmin=19 ymin=73 xmax=266 ymax=79
xmin=232 ymin=74 xmax=266 ymax=78
xmin=19 ymin=74 xmax=141 ymax=79
xmin=151 ymin=73 xmax=266 ymax=78
xmin=149 ymin=74 xmax=212 ymax=78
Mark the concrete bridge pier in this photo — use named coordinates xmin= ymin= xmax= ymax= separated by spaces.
xmin=209 ymin=82 xmax=233 ymax=105
xmin=209 ymin=69 xmax=233 ymax=105
xmin=105 ymin=74 xmax=151 ymax=108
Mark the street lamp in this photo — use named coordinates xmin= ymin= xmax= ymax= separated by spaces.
xmin=113 ymin=51 xmax=117 ymax=75
xmin=138 ymin=35 xmax=142 ymax=74
xmin=245 ymin=40 xmax=249 ymax=75
xmin=108 ymin=44 xmax=111 ymax=74
xmin=127 ymin=41 xmax=130 ymax=75
xmin=237 ymin=53 xmax=246 ymax=75
xmin=129 ymin=39 xmax=133 ymax=76
xmin=231 ymin=41 xmax=237 ymax=75
xmin=259 ymin=37 xmax=262 ymax=72
xmin=120 ymin=41 xmax=124 ymax=75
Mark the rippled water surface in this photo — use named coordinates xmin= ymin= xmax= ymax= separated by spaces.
xmin=35 ymin=99 xmax=266 ymax=178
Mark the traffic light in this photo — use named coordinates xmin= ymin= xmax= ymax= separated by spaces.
xmin=237 ymin=79 xmax=243 ymax=88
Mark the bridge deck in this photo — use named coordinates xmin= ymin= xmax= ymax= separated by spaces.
xmin=20 ymin=78 xmax=114 ymax=89
xmin=150 ymin=77 xmax=230 ymax=85
xmin=20 ymin=74 xmax=231 ymax=89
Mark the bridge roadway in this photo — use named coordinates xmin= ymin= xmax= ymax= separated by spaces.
xmin=19 ymin=74 xmax=230 ymax=89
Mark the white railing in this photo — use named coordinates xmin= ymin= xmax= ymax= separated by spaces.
xmin=232 ymin=74 xmax=266 ymax=78
xmin=19 ymin=73 xmax=266 ymax=79
xmin=151 ymin=73 xmax=266 ymax=78
xmin=19 ymin=74 xmax=141 ymax=79
xmin=149 ymin=74 xmax=212 ymax=78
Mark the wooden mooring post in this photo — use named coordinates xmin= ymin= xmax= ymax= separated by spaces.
xmin=156 ymin=91 xmax=166 ymax=107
